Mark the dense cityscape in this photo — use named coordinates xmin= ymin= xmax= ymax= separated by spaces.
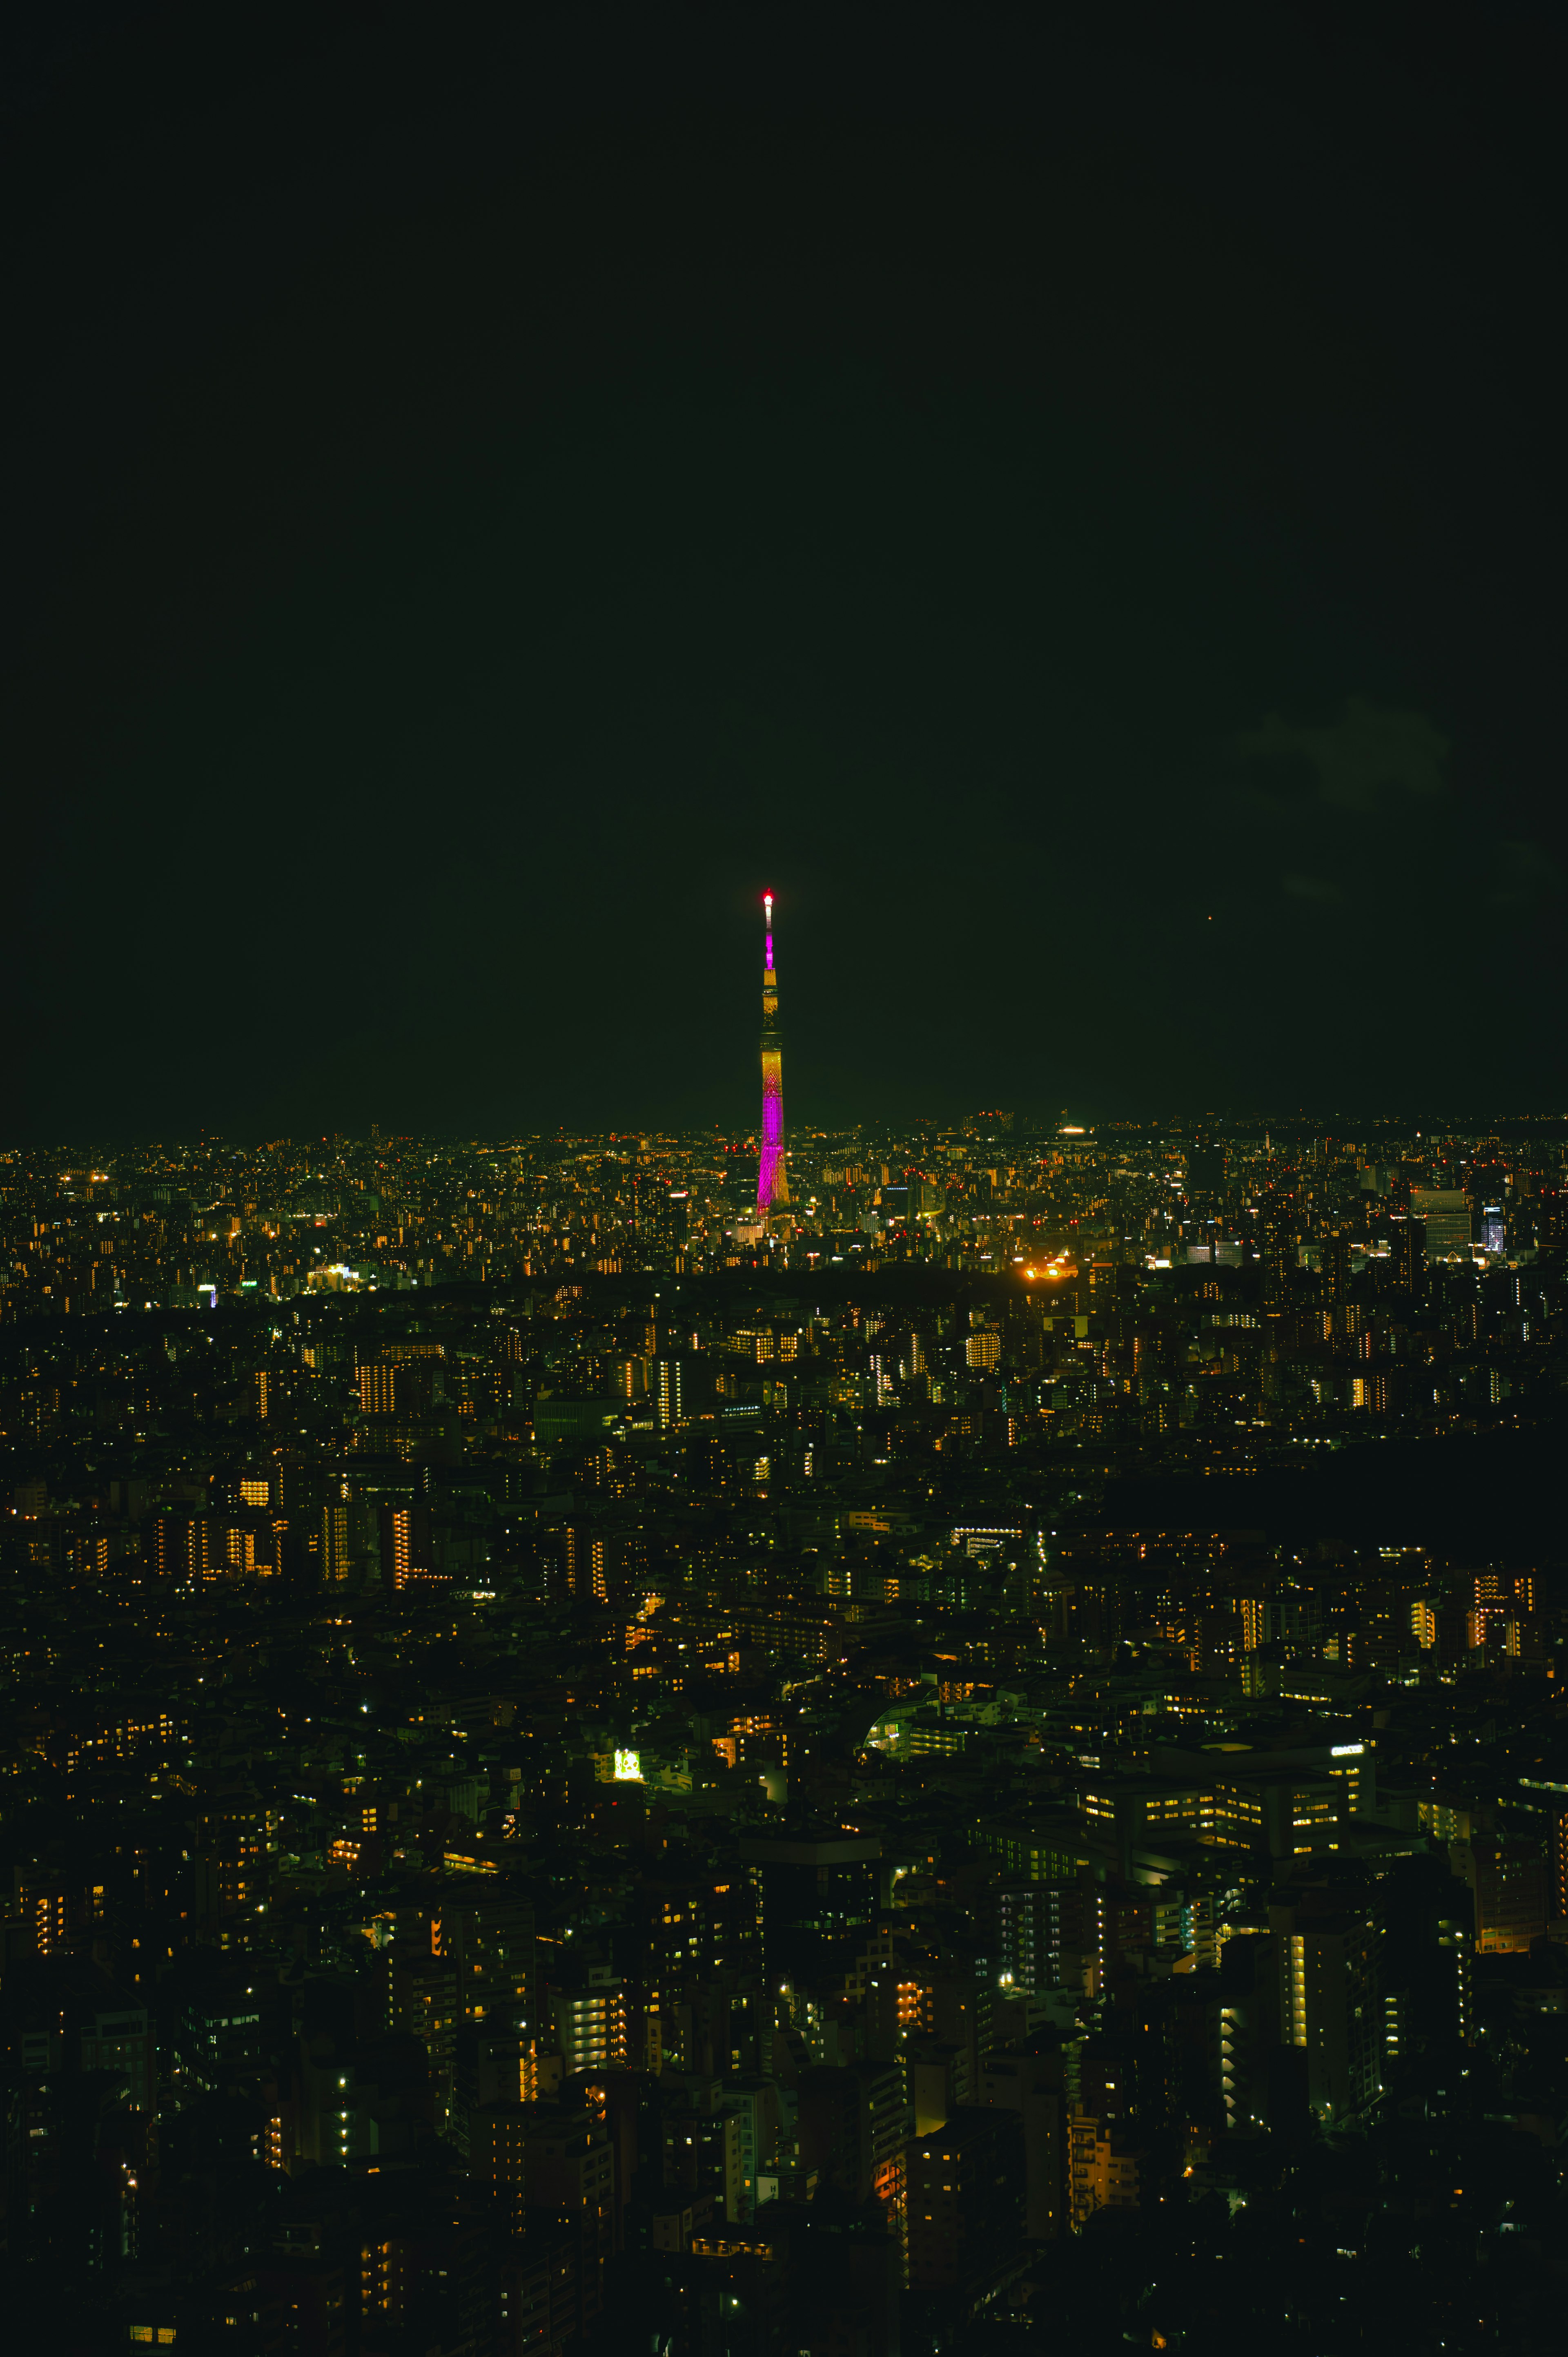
xmin=4 ymin=1083 xmax=1567 ymax=2352
xmin=5 ymin=9 xmax=1564 ymax=2354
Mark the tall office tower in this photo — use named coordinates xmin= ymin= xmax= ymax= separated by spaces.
xmin=755 ymin=892 xmax=791 ymax=1221
xmin=1411 ymin=1188 xmax=1471 ymax=1263
xmin=1392 ymin=1213 xmax=1424 ymax=1295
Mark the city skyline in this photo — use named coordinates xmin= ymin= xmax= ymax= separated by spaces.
xmin=3 ymin=1101 xmax=1566 ymax=2348
xmin=3 ymin=7 xmax=1566 ymax=2350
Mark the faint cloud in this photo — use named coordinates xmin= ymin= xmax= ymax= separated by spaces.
xmin=1237 ymin=695 xmax=1449 ymax=810
xmin=1283 ymin=873 xmax=1347 ymax=906
xmin=1488 ymin=839 xmax=1562 ymax=907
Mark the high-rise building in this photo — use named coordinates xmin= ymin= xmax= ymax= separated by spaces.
xmin=381 ymin=1504 xmax=415 ymax=1590
xmin=1411 ymin=1189 xmax=1470 ymax=1262
xmin=797 ymin=2060 xmax=910 ymax=2210
xmin=977 ymin=2048 xmax=1066 ymax=2241
xmin=997 ymin=1882 xmax=1089 ymax=1995
xmin=1450 ymin=1835 xmax=1547 ymax=1953
xmin=1186 ymin=1136 xmax=1226 ymax=1193
xmin=320 ymin=1500 xmax=353 ymax=1584
xmin=468 ymin=2101 xmax=612 ymax=2327
xmin=551 ymin=1976 xmax=629 ymax=2073
xmin=1325 ymin=1231 xmax=1349 ymax=1299
xmin=359 ymin=1362 xmax=396 ymax=1414
xmin=755 ymin=892 xmax=790 ymax=1224
xmin=906 ymin=2105 xmax=1026 ymax=2308
xmin=1272 ymin=1898 xmax=1382 ymax=2124
xmin=655 ymin=1357 xmax=686 ymax=1428
xmin=563 ymin=1525 xmax=611 ymax=1603
xmin=737 ymin=1829 xmax=882 ymax=1983
xmin=1392 ymin=1213 xmax=1423 ymax=1293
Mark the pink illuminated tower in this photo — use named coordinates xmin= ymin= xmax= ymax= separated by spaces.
xmin=756 ymin=892 xmax=791 ymax=1221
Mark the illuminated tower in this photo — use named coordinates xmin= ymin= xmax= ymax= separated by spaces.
xmin=757 ymin=892 xmax=791 ymax=1221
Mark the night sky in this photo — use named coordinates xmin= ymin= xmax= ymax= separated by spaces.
xmin=5 ymin=3 xmax=1564 ymax=1141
